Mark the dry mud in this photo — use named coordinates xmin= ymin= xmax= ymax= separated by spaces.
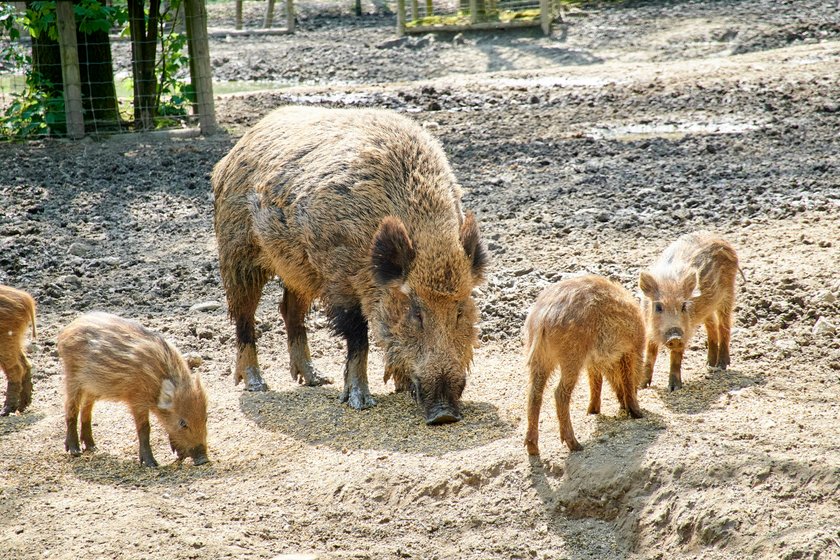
xmin=1 ymin=1 xmax=839 ymax=559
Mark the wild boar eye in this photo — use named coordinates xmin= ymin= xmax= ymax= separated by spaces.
xmin=654 ymin=302 xmax=663 ymax=313
xmin=179 ymin=419 xmax=188 ymax=430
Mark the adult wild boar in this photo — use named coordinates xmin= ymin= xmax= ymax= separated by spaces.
xmin=212 ymin=106 xmax=487 ymax=424
xmin=0 ymin=285 xmax=36 ymax=416
xmin=58 ymin=312 xmax=209 ymax=467
xmin=639 ymin=231 xmax=741 ymax=391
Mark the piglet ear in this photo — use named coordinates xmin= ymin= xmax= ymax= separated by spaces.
xmin=158 ymin=379 xmax=176 ymax=411
xmin=371 ymin=216 xmax=416 ymax=286
xmin=460 ymin=212 xmax=488 ymax=283
xmin=638 ymin=271 xmax=659 ymax=300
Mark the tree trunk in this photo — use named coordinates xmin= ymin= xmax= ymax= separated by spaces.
xmin=76 ymin=24 xmax=121 ymax=130
xmin=128 ymin=0 xmax=159 ymax=130
xmin=27 ymin=1 xmax=120 ymax=132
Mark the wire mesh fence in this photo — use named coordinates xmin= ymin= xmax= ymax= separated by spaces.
xmin=0 ymin=0 xmax=216 ymax=140
xmin=397 ymin=0 xmax=551 ymax=35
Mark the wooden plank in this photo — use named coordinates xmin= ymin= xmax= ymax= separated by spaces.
xmin=184 ymin=0 xmax=218 ymax=135
xmin=55 ymin=0 xmax=84 ymax=139
xmin=404 ymin=19 xmax=540 ymax=33
xmin=207 ymin=27 xmax=293 ymax=37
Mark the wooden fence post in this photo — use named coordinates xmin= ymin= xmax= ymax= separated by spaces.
xmin=55 ymin=0 xmax=84 ymax=139
xmin=264 ymin=0 xmax=275 ymax=28
xmin=235 ymin=0 xmax=243 ymax=29
xmin=184 ymin=0 xmax=217 ymax=135
xmin=285 ymin=0 xmax=295 ymax=33
xmin=396 ymin=0 xmax=406 ymax=36
xmin=540 ymin=0 xmax=550 ymax=35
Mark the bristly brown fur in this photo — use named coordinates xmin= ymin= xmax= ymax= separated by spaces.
xmin=638 ymin=230 xmax=740 ymax=391
xmin=58 ymin=312 xmax=208 ymax=466
xmin=0 ymin=285 xmax=37 ymax=416
xmin=211 ymin=106 xmax=486 ymax=420
xmin=523 ymin=275 xmax=645 ymax=455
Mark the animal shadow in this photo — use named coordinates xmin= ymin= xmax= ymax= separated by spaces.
xmin=651 ymin=367 xmax=765 ymax=415
xmin=68 ymin=447 xmax=218 ymax=487
xmin=239 ymin=386 xmax=514 ymax=456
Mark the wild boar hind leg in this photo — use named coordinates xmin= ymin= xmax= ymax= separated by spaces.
xmin=330 ymin=304 xmax=376 ymax=410
xmin=281 ymin=289 xmax=333 ymax=387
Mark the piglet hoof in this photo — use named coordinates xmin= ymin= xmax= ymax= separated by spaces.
xmin=524 ymin=439 xmax=540 ymax=456
xmin=140 ymin=456 xmax=159 ymax=468
xmin=564 ymin=439 xmax=583 ymax=453
xmin=340 ymin=387 xmax=377 ymax=410
xmin=668 ymin=377 xmax=683 ymax=392
xmin=244 ymin=367 xmax=269 ymax=392
xmin=66 ymin=445 xmax=82 ymax=457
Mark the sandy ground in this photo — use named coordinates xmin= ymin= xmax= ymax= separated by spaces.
xmin=1 ymin=1 xmax=839 ymax=559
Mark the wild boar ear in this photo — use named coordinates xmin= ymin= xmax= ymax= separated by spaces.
xmin=460 ymin=212 xmax=488 ymax=282
xmin=371 ymin=216 xmax=416 ymax=286
xmin=158 ymin=378 xmax=176 ymax=411
xmin=685 ymin=270 xmax=702 ymax=298
xmin=638 ymin=271 xmax=659 ymax=300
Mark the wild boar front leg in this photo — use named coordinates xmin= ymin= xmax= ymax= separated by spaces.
xmin=227 ymin=264 xmax=269 ymax=392
xmin=331 ymin=304 xmax=376 ymax=410
xmin=132 ymin=408 xmax=158 ymax=467
xmin=704 ymin=316 xmax=720 ymax=370
xmin=668 ymin=350 xmax=684 ymax=391
xmin=642 ymin=340 xmax=659 ymax=388
xmin=281 ymin=289 xmax=332 ymax=387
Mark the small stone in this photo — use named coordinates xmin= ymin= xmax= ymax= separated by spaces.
xmin=774 ymin=339 xmax=797 ymax=351
xmin=452 ymin=32 xmax=465 ymax=45
xmin=813 ymin=290 xmax=837 ymax=304
xmin=68 ymin=242 xmax=94 ymax=258
xmin=513 ymin=266 xmax=534 ymax=277
xmin=812 ymin=317 xmax=836 ymax=336
xmin=197 ymin=329 xmax=214 ymax=340
xmin=99 ymin=256 xmax=121 ymax=266
xmin=190 ymin=301 xmax=222 ymax=312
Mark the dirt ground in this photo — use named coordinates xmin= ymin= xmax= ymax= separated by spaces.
xmin=1 ymin=1 xmax=839 ymax=559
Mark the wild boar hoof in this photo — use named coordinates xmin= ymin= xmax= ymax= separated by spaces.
xmin=668 ymin=378 xmax=683 ymax=392
xmin=297 ymin=369 xmax=333 ymax=387
xmin=140 ymin=457 xmax=159 ymax=468
xmin=244 ymin=367 xmax=269 ymax=392
xmin=340 ymin=387 xmax=377 ymax=410
xmin=66 ymin=445 xmax=82 ymax=457
xmin=0 ymin=406 xmax=12 ymax=417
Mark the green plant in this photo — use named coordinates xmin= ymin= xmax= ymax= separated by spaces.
xmin=156 ymin=3 xmax=191 ymax=119
xmin=0 ymin=1 xmax=126 ymax=137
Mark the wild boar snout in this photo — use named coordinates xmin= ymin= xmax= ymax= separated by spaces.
xmin=664 ymin=327 xmax=685 ymax=350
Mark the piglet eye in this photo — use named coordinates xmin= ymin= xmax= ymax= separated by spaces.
xmin=654 ymin=303 xmax=663 ymax=313
xmin=179 ymin=419 xmax=188 ymax=430
xmin=413 ymin=307 xmax=424 ymax=328
xmin=681 ymin=302 xmax=689 ymax=313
